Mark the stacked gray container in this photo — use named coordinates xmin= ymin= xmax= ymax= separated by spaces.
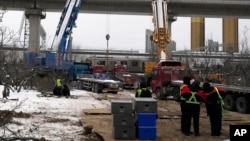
xmin=134 ymin=97 xmax=157 ymax=140
xmin=111 ymin=99 xmax=136 ymax=140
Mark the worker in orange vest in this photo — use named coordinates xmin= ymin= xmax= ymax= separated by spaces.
xmin=179 ymin=76 xmax=191 ymax=134
xmin=203 ymin=82 xmax=225 ymax=136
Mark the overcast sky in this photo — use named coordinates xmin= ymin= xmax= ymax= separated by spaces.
xmin=1 ymin=11 xmax=250 ymax=52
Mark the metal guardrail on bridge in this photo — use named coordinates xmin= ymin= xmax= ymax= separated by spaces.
xmin=1 ymin=46 xmax=250 ymax=60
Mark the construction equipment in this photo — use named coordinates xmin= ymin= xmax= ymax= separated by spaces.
xmin=112 ymin=64 xmax=145 ymax=89
xmin=144 ymin=0 xmax=171 ymax=73
xmin=203 ymin=72 xmax=226 ymax=84
xmin=152 ymin=0 xmax=171 ymax=61
xmin=24 ymin=0 xmax=90 ymax=81
xmin=148 ymin=0 xmax=186 ymax=99
xmin=77 ymin=65 xmax=121 ymax=94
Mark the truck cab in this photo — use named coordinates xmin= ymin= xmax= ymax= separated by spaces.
xmin=150 ymin=60 xmax=185 ymax=100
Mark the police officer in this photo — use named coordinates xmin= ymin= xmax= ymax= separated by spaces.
xmin=182 ymin=80 xmax=204 ymax=136
xmin=179 ymin=76 xmax=191 ymax=134
xmin=135 ymin=81 xmax=151 ymax=97
xmin=203 ymin=82 xmax=225 ymax=136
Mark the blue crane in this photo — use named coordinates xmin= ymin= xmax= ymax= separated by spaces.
xmin=24 ymin=0 xmax=90 ymax=81
xmin=51 ymin=0 xmax=81 ymax=66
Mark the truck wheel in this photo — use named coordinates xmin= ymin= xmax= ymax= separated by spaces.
xmin=156 ymin=89 xmax=162 ymax=100
xmin=94 ymin=84 xmax=97 ymax=93
xmin=236 ymin=97 xmax=249 ymax=113
xmin=94 ymin=84 xmax=100 ymax=93
xmin=77 ymin=81 xmax=82 ymax=89
xmin=224 ymin=94 xmax=236 ymax=111
xmin=91 ymin=83 xmax=95 ymax=92
xmin=172 ymin=87 xmax=180 ymax=101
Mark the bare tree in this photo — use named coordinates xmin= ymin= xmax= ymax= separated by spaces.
xmin=0 ymin=26 xmax=18 ymax=46
xmin=0 ymin=26 xmax=22 ymax=64
xmin=240 ymin=26 xmax=250 ymax=55
xmin=0 ymin=25 xmax=42 ymax=97
xmin=237 ymin=26 xmax=250 ymax=86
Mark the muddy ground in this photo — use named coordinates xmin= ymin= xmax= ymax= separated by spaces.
xmin=81 ymin=91 xmax=250 ymax=141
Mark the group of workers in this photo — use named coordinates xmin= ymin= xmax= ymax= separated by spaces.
xmin=180 ymin=76 xmax=225 ymax=137
xmin=134 ymin=77 xmax=225 ymax=137
xmin=53 ymin=78 xmax=70 ymax=97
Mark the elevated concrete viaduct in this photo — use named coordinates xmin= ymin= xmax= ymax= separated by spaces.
xmin=1 ymin=0 xmax=250 ymax=17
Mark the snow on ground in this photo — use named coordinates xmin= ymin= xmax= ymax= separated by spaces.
xmin=0 ymin=85 xmax=116 ymax=140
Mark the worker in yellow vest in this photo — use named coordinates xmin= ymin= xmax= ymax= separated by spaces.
xmin=53 ymin=78 xmax=63 ymax=96
xmin=181 ymin=80 xmax=204 ymax=136
xmin=135 ymin=81 xmax=151 ymax=97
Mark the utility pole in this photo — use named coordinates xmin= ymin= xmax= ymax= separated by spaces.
xmin=106 ymin=34 xmax=110 ymax=72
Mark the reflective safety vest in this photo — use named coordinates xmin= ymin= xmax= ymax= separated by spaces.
xmin=214 ymin=87 xmax=225 ymax=116
xmin=186 ymin=92 xmax=200 ymax=104
xmin=56 ymin=79 xmax=62 ymax=87
xmin=137 ymin=88 xmax=147 ymax=97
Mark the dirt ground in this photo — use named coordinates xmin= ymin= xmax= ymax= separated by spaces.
xmin=81 ymin=91 xmax=250 ymax=141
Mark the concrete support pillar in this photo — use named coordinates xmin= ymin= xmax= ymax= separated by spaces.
xmin=191 ymin=17 xmax=205 ymax=50
xmin=223 ymin=18 xmax=238 ymax=52
xmin=25 ymin=8 xmax=45 ymax=53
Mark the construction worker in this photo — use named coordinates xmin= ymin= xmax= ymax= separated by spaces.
xmin=53 ymin=78 xmax=63 ymax=96
xmin=135 ymin=81 xmax=151 ymax=97
xmin=182 ymin=80 xmax=204 ymax=136
xmin=203 ymin=82 xmax=225 ymax=136
xmin=179 ymin=76 xmax=191 ymax=134
xmin=62 ymin=84 xmax=70 ymax=97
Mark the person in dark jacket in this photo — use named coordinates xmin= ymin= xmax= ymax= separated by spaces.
xmin=135 ymin=81 xmax=151 ymax=97
xmin=182 ymin=80 xmax=204 ymax=136
xmin=203 ymin=82 xmax=225 ymax=136
xmin=179 ymin=76 xmax=191 ymax=134
xmin=62 ymin=84 xmax=70 ymax=97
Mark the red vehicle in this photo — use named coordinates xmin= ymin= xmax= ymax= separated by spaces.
xmin=113 ymin=64 xmax=140 ymax=89
xmin=150 ymin=60 xmax=185 ymax=100
xmin=148 ymin=1 xmax=186 ymax=100
xmin=92 ymin=65 xmax=106 ymax=73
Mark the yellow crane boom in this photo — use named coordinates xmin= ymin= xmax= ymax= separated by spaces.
xmin=144 ymin=0 xmax=171 ymax=74
xmin=152 ymin=0 xmax=171 ymax=61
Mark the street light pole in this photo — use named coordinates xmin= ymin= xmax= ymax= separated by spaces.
xmin=106 ymin=34 xmax=110 ymax=72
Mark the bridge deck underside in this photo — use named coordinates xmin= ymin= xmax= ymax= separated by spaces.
xmin=1 ymin=0 xmax=250 ymax=18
